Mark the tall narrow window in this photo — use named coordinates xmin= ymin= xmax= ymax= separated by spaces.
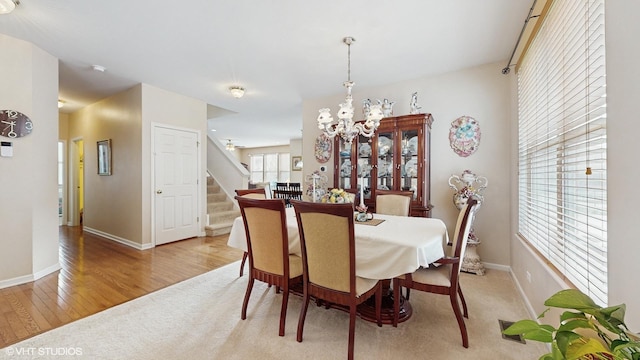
xmin=518 ymin=0 xmax=607 ymax=305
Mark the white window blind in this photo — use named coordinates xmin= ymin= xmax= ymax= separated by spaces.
xmin=518 ymin=0 xmax=607 ymax=305
xmin=249 ymin=153 xmax=291 ymax=183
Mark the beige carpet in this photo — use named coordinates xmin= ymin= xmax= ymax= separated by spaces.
xmin=0 ymin=262 xmax=546 ymax=359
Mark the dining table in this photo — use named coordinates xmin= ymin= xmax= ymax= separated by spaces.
xmin=227 ymin=207 xmax=448 ymax=324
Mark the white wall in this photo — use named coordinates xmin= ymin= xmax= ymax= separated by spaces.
xmin=605 ymin=2 xmax=640 ymax=330
xmin=302 ymin=62 xmax=512 ymax=266
xmin=0 ymin=34 xmax=60 ymax=287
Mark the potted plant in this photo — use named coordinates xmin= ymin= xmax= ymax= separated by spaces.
xmin=503 ymin=289 xmax=640 ymax=360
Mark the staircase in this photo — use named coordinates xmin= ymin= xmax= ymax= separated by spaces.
xmin=204 ymin=176 xmax=239 ymax=236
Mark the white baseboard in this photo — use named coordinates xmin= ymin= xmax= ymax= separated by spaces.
xmin=83 ymin=227 xmax=154 ymax=250
xmin=0 ymin=274 xmax=34 ymax=290
xmin=509 ymin=268 xmax=539 ymax=320
xmin=483 ymin=262 xmax=511 ymax=272
xmin=33 ymin=262 xmax=61 ymax=280
xmin=0 ymin=262 xmax=61 ymax=290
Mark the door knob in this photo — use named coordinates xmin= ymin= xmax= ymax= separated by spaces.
xmin=156 ymin=190 xmax=162 ymax=194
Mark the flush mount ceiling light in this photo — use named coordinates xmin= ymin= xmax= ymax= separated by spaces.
xmin=0 ymin=0 xmax=17 ymax=15
xmin=92 ymin=64 xmax=107 ymax=72
xmin=225 ymin=139 xmax=235 ymax=151
xmin=317 ymin=37 xmax=383 ymax=145
xmin=58 ymin=100 xmax=65 ymax=108
xmin=229 ymin=86 xmax=245 ymax=99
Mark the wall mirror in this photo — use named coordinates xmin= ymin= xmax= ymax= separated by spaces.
xmin=97 ymin=139 xmax=112 ymax=175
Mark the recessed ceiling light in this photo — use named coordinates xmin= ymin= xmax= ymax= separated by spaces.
xmin=229 ymin=86 xmax=245 ymax=98
xmin=0 ymin=0 xmax=17 ymax=15
xmin=92 ymin=64 xmax=106 ymax=72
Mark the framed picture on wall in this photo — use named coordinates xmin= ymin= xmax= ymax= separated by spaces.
xmin=97 ymin=139 xmax=112 ymax=175
xmin=292 ymin=156 xmax=303 ymax=171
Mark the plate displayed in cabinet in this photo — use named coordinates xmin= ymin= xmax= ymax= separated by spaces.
xmin=378 ymin=136 xmax=392 ymax=156
xmin=408 ymin=136 xmax=418 ymax=155
xmin=405 ymin=159 xmax=418 ymax=177
xmin=340 ymin=160 xmax=351 ymax=177
xmin=359 ymin=143 xmax=371 ymax=157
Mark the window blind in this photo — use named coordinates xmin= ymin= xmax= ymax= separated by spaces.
xmin=518 ymin=0 xmax=607 ymax=305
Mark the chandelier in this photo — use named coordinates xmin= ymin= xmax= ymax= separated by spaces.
xmin=317 ymin=37 xmax=383 ymax=145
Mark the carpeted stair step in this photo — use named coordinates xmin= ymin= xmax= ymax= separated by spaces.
xmin=207 ymin=193 xmax=227 ymax=202
xmin=208 ymin=201 xmax=234 ymax=213
xmin=204 ymin=222 xmax=234 ymax=237
xmin=210 ymin=209 xmax=240 ymax=224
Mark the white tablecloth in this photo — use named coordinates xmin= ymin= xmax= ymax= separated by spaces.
xmin=227 ymin=207 xmax=447 ymax=280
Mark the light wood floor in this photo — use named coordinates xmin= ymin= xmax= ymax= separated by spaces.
xmin=0 ymin=226 xmax=243 ymax=348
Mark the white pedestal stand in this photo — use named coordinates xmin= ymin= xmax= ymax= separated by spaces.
xmin=461 ymin=236 xmax=485 ymax=276
xmin=448 ymin=170 xmax=488 ymax=276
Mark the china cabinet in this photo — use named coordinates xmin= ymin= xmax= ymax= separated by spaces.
xmin=333 ymin=113 xmax=433 ymax=217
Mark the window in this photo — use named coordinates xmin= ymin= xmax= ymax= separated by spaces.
xmin=518 ymin=0 xmax=607 ymax=305
xmin=250 ymin=152 xmax=290 ymax=183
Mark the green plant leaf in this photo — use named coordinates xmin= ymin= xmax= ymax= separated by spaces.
xmin=558 ymin=318 xmax=592 ymax=332
xmin=544 ymin=289 xmax=600 ymax=311
xmin=503 ymin=320 xmax=544 ymax=334
xmin=556 ymin=331 xmax=583 ymax=355
xmin=503 ymin=320 xmax=555 ymax=343
xmin=560 ymin=311 xmax=588 ymax=323
xmin=564 ymin=338 xmax=610 ymax=360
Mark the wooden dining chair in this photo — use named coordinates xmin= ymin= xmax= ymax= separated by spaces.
xmin=290 ymin=200 xmax=382 ymax=360
xmin=235 ymin=188 xmax=267 ymax=199
xmin=392 ymin=198 xmax=479 ymax=348
xmin=235 ymin=188 xmax=267 ymax=277
xmin=375 ymin=189 xmax=413 ymax=216
xmin=235 ymin=196 xmax=303 ymax=337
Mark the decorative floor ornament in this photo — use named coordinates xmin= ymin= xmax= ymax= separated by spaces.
xmin=449 ymin=115 xmax=480 ymax=157
xmin=314 ymin=133 xmax=332 ymax=163
xmin=448 ymin=170 xmax=488 ymax=275
xmin=305 ymin=170 xmax=328 ymax=202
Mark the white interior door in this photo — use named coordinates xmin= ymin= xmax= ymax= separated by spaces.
xmin=154 ymin=125 xmax=199 ymax=245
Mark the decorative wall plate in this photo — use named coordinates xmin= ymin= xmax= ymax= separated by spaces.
xmin=314 ymin=133 xmax=332 ymax=163
xmin=449 ymin=115 xmax=481 ymax=157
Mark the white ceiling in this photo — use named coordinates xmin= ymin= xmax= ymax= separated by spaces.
xmin=0 ymin=0 xmax=532 ymax=148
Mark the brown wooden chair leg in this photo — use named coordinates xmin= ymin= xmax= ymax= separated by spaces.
xmin=348 ymin=305 xmax=357 ymax=360
xmin=279 ymin=289 xmax=289 ymax=336
xmin=458 ymin=286 xmax=468 ymax=318
xmin=297 ymin=293 xmax=310 ymax=343
xmin=450 ymin=292 xmax=469 ymax=348
xmin=375 ymin=284 xmax=382 ymax=327
xmin=239 ymin=251 xmax=248 ymax=277
xmin=241 ymin=277 xmax=254 ymax=320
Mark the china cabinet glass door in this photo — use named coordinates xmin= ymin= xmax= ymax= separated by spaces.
xmin=399 ymin=128 xmax=419 ymax=200
xmin=376 ymin=130 xmax=394 ymax=192
xmin=356 ymin=135 xmax=373 ymax=200
xmin=337 ymin=139 xmax=353 ymax=190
